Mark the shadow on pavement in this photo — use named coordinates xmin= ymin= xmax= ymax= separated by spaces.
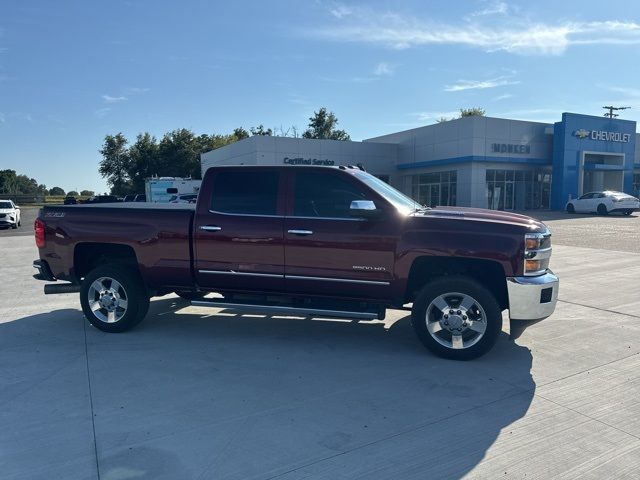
xmin=1 ymin=298 xmax=535 ymax=479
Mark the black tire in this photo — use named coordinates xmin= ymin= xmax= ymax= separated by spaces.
xmin=566 ymin=203 xmax=575 ymax=214
xmin=624 ymin=210 xmax=632 ymax=216
xmin=597 ymin=203 xmax=608 ymax=215
xmin=80 ymin=265 xmax=149 ymax=333
xmin=11 ymin=222 xmax=17 ymax=229
xmin=175 ymin=290 xmax=207 ymax=301
xmin=411 ymin=276 xmax=502 ymax=360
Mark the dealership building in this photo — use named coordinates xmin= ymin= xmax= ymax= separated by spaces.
xmin=201 ymin=112 xmax=640 ymax=211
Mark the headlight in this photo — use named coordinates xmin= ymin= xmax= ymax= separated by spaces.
xmin=524 ymin=231 xmax=552 ymax=276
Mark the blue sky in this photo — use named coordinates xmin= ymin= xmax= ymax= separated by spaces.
xmin=1 ymin=0 xmax=640 ymax=193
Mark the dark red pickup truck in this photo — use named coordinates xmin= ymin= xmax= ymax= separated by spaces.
xmin=33 ymin=165 xmax=558 ymax=359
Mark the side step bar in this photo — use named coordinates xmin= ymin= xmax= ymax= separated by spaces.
xmin=44 ymin=283 xmax=81 ymax=295
xmin=190 ymin=300 xmax=380 ymax=320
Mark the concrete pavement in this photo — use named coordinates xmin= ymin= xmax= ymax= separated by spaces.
xmin=1 ymin=228 xmax=639 ymax=479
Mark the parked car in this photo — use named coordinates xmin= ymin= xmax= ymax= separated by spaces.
xmin=566 ymin=191 xmax=640 ymax=215
xmin=83 ymin=195 xmax=120 ymax=204
xmin=169 ymin=193 xmax=198 ymax=204
xmin=63 ymin=196 xmax=77 ymax=205
xmin=134 ymin=194 xmax=146 ymax=202
xmin=33 ymin=165 xmax=559 ymax=360
xmin=123 ymin=194 xmax=136 ymax=202
xmin=0 ymin=200 xmax=21 ymax=229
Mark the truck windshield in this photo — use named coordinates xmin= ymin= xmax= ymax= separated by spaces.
xmin=353 ymin=171 xmax=421 ymax=215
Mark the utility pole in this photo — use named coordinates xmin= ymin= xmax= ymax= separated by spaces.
xmin=603 ymin=105 xmax=630 ymax=118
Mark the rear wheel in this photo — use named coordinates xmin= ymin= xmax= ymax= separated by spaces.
xmin=80 ymin=265 xmax=149 ymax=332
xmin=411 ymin=276 xmax=502 ymax=360
xmin=566 ymin=203 xmax=575 ymax=214
xmin=624 ymin=210 xmax=632 ymax=216
xmin=597 ymin=204 xmax=608 ymax=215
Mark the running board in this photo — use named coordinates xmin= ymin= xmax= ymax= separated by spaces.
xmin=190 ymin=300 xmax=379 ymax=320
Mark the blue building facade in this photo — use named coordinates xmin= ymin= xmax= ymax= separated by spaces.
xmin=551 ymin=113 xmax=637 ymax=209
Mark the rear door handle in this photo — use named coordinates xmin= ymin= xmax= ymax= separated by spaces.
xmin=288 ymin=229 xmax=313 ymax=236
xmin=199 ymin=225 xmax=222 ymax=232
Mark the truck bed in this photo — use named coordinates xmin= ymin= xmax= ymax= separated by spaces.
xmin=39 ymin=203 xmax=195 ymax=290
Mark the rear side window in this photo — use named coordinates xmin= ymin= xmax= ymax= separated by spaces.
xmin=293 ymin=171 xmax=367 ymax=218
xmin=211 ymin=171 xmax=279 ymax=215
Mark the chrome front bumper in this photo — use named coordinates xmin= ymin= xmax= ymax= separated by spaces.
xmin=507 ymin=271 xmax=559 ymax=321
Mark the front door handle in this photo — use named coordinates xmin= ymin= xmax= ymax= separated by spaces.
xmin=288 ymin=229 xmax=313 ymax=236
xmin=199 ymin=225 xmax=222 ymax=232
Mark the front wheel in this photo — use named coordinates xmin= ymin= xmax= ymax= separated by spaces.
xmin=411 ymin=276 xmax=502 ymax=360
xmin=80 ymin=265 xmax=149 ymax=332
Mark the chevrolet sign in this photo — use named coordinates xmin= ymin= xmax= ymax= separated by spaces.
xmin=574 ymin=129 xmax=631 ymax=143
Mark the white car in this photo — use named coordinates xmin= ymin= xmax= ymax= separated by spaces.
xmin=0 ymin=200 xmax=21 ymax=229
xmin=566 ymin=191 xmax=640 ymax=216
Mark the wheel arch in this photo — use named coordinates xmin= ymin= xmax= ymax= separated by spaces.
xmin=73 ymin=242 xmax=140 ymax=281
xmin=405 ymin=256 xmax=508 ymax=310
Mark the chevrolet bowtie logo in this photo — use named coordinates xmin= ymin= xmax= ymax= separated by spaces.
xmin=574 ymin=129 xmax=590 ymax=139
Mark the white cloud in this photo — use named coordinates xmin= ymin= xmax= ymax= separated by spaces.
xmin=95 ymin=107 xmax=112 ymax=118
xmin=102 ymin=94 xmax=127 ymax=103
xmin=444 ymin=75 xmax=520 ymax=92
xmin=0 ymin=112 xmax=5 ymax=124
xmin=469 ymin=1 xmax=509 ymax=17
xmin=308 ymin=6 xmax=640 ymax=56
xmin=124 ymin=86 xmax=150 ymax=95
xmin=374 ymin=62 xmax=394 ymax=76
xmin=329 ymin=5 xmax=353 ymax=19
xmin=493 ymin=93 xmax=514 ymax=101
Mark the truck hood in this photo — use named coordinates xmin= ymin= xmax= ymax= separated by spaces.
xmin=413 ymin=206 xmax=547 ymax=231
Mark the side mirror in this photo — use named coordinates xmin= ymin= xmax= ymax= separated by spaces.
xmin=350 ymin=200 xmax=382 ymax=219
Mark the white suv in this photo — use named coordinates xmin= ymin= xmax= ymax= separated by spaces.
xmin=0 ymin=200 xmax=21 ymax=229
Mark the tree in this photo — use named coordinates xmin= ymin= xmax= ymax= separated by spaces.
xmin=250 ymin=124 xmax=273 ymax=136
xmin=127 ymin=132 xmax=160 ymax=192
xmin=79 ymin=190 xmax=93 ymax=196
xmin=460 ymin=107 xmax=486 ymax=117
xmin=49 ymin=186 xmax=65 ymax=196
xmin=302 ymin=107 xmax=350 ymax=140
xmin=0 ymin=169 xmax=47 ymax=195
xmin=68 ymin=190 xmax=80 ymax=196
xmin=99 ymin=133 xmax=131 ymax=195
xmin=233 ymin=127 xmax=249 ymax=140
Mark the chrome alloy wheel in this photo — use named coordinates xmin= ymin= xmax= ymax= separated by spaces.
xmin=87 ymin=276 xmax=129 ymax=323
xmin=425 ymin=292 xmax=487 ymax=350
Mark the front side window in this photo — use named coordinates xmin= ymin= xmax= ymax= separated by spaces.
xmin=293 ymin=171 xmax=367 ymax=218
xmin=211 ymin=171 xmax=279 ymax=215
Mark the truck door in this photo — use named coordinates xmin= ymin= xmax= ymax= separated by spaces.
xmin=194 ymin=168 xmax=285 ymax=292
xmin=283 ymin=169 xmax=396 ymax=300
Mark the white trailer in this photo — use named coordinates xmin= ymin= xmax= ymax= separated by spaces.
xmin=144 ymin=177 xmax=202 ymax=203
